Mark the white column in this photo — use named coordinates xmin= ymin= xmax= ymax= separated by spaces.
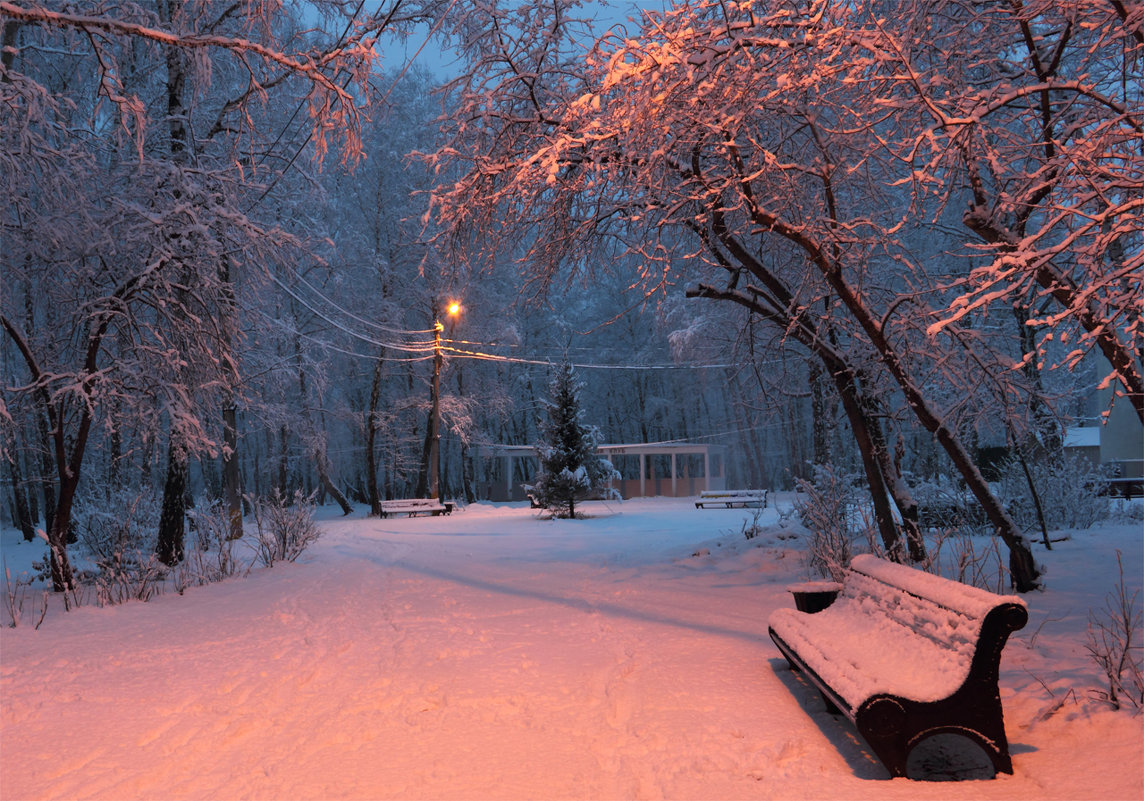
xmin=506 ymin=453 xmax=514 ymax=501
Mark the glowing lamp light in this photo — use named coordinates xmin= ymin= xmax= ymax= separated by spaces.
xmin=447 ymin=301 xmax=462 ymax=317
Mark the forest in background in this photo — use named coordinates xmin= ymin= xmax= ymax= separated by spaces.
xmin=1 ymin=0 xmax=1140 ymax=594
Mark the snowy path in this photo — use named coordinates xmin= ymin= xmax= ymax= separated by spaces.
xmin=2 ymin=498 xmax=1142 ymax=800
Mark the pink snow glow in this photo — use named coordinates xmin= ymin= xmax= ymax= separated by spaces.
xmin=2 ymin=496 xmax=1142 ymax=800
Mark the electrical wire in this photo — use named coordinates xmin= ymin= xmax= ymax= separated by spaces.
xmin=268 ymin=271 xmax=437 ymax=353
xmin=262 ymin=273 xmax=762 ymax=372
xmin=438 ymin=343 xmax=739 ymax=371
xmin=285 ymin=265 xmax=439 ymax=335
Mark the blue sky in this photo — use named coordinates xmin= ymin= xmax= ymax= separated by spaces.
xmin=381 ymin=0 xmax=668 ymax=78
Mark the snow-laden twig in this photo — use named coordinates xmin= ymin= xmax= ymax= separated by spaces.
xmin=1086 ymin=550 xmax=1144 ymax=711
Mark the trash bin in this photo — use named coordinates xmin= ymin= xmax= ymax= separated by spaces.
xmin=787 ymin=581 xmax=843 ymax=613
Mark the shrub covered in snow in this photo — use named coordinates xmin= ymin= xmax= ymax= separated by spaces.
xmin=793 ymin=464 xmax=876 ymax=581
xmin=72 ymin=491 xmax=166 ymax=606
xmin=996 ymin=451 xmax=1112 ymax=532
xmin=251 ymin=490 xmax=322 ymax=566
xmin=1086 ymin=551 xmax=1144 ymax=712
xmin=178 ymin=500 xmax=251 ymax=589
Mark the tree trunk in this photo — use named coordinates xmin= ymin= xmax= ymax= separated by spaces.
xmin=222 ymin=405 xmax=243 ymax=539
xmin=219 ymin=254 xmax=243 ymax=540
xmin=315 ymin=450 xmax=352 ymax=515
xmin=1 ymin=20 xmax=19 ymax=81
xmin=46 ymin=482 xmax=76 ymax=593
xmin=827 ymin=365 xmax=908 ymax=561
xmin=428 ymin=323 xmax=442 ymax=499
xmin=5 ymin=444 xmax=35 ymax=542
xmin=890 ymin=433 xmax=925 ymax=560
xmin=726 ymin=369 xmax=765 ymax=485
xmin=365 ymin=352 xmax=384 ymax=515
xmin=747 ymin=217 xmax=1043 ymax=589
xmin=810 ymin=362 xmax=831 ymax=467
xmin=35 ymin=395 xmax=56 ymax=541
xmin=156 ymin=437 xmax=187 ymax=566
xmin=415 ymin=418 xmax=432 ymax=499
xmin=695 ymin=159 xmax=1042 ymax=589
xmin=455 ymin=363 xmax=476 ymax=504
xmin=461 ymin=442 xmax=476 ymax=504
xmin=154 ymin=0 xmax=190 ymax=570
xmin=277 ymin=425 xmax=289 ymax=496
xmin=1014 ymin=301 xmax=1062 ymax=451
xmin=869 ymin=419 xmax=926 ymax=562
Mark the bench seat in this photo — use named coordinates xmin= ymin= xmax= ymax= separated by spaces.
xmin=770 ymin=600 xmax=973 ymax=708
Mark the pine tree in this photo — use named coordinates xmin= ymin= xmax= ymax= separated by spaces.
xmin=528 ymin=362 xmax=619 ymax=518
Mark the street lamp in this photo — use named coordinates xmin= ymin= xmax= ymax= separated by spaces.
xmin=429 ymin=301 xmax=461 ymax=499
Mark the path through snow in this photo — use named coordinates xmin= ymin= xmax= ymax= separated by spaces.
xmin=2 ymin=497 xmax=1142 ymax=800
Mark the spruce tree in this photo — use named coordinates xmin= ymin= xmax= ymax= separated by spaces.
xmin=528 ymin=362 xmax=619 ymax=518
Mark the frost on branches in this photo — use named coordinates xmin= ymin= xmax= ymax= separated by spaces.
xmin=0 ymin=0 xmax=434 ymax=589
xmin=527 ymin=363 xmax=619 ymax=519
xmin=433 ymin=0 xmax=1133 ymax=589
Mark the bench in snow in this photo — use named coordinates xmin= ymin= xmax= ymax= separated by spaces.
xmin=379 ymin=499 xmax=453 ymax=518
xmin=768 ymin=554 xmax=1028 ymax=779
xmin=694 ymin=489 xmax=768 ymax=509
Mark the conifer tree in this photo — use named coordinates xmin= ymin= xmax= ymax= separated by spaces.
xmin=528 ymin=362 xmax=618 ymax=518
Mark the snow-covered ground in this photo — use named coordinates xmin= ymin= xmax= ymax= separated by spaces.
xmin=2 ymin=494 xmax=1142 ymax=800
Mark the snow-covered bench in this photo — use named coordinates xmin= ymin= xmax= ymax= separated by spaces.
xmin=379 ymin=499 xmax=453 ymax=518
xmin=694 ymin=489 xmax=767 ymax=509
xmin=768 ymin=554 xmax=1028 ymax=779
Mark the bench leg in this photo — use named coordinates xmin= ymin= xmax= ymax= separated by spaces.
xmin=819 ymin=692 xmax=841 ymax=715
xmin=858 ymin=697 xmax=1014 ymax=779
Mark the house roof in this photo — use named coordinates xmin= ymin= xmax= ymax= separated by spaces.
xmin=1064 ymin=427 xmax=1101 ymax=448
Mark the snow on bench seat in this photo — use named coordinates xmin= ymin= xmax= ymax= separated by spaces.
xmin=379 ymin=499 xmax=453 ymax=518
xmin=694 ymin=489 xmax=767 ymax=509
xmin=768 ymin=554 xmax=1028 ymax=778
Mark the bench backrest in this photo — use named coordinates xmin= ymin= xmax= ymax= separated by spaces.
xmin=844 ymin=555 xmax=1027 ymax=682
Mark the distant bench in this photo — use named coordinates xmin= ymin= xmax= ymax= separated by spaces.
xmin=768 ymin=554 xmax=1027 ymax=779
xmin=1100 ymin=476 xmax=1144 ymax=498
xmin=694 ymin=489 xmax=768 ymax=509
xmin=379 ymin=499 xmax=454 ymax=518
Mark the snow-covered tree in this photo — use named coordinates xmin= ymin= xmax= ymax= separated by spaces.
xmin=889 ymin=0 xmax=1143 ymax=423
xmin=426 ymin=0 xmax=1124 ymax=589
xmin=528 ymin=362 xmax=618 ymax=519
xmin=0 ymin=0 xmax=427 ymax=587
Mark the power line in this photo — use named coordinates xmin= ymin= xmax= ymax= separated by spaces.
xmin=287 ymin=266 xmax=438 ymax=336
xmin=438 ymin=343 xmax=741 ymax=371
xmin=261 ymin=275 xmax=761 ymax=372
xmin=245 ymin=0 xmax=369 ymax=210
xmin=268 ymin=271 xmax=437 ymax=353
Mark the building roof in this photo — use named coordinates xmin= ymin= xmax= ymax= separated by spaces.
xmin=1064 ymin=427 xmax=1101 ymax=448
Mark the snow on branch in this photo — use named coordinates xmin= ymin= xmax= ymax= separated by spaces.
xmin=0 ymin=0 xmax=385 ymax=163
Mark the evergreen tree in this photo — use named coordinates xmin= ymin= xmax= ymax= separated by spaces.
xmin=528 ymin=363 xmax=619 ymax=518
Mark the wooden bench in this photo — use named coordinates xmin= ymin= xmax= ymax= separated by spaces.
xmin=695 ymin=489 xmax=767 ymax=509
xmin=378 ymin=499 xmax=454 ymax=518
xmin=1101 ymin=476 xmax=1144 ymax=498
xmin=768 ymin=554 xmax=1028 ymax=779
